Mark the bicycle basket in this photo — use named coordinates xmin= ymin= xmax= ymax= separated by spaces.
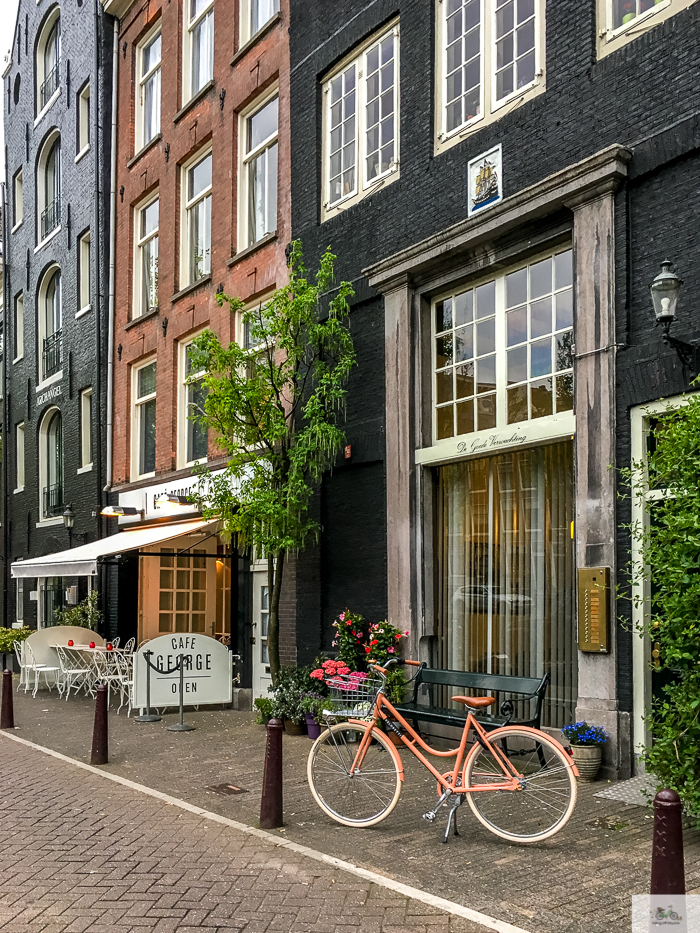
xmin=323 ymin=673 xmax=382 ymax=718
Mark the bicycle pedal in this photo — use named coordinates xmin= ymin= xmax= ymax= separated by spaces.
xmin=422 ymin=811 xmax=437 ymax=823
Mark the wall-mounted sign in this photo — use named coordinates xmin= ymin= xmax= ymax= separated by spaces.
xmin=36 ymin=383 xmax=62 ymax=407
xmin=468 ymin=144 xmax=503 ymax=217
xmin=133 ymin=633 xmax=232 ymax=709
xmin=577 ymin=568 xmax=610 ymax=653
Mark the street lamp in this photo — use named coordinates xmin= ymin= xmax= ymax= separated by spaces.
xmin=650 ymin=260 xmax=700 ymax=374
xmin=63 ymin=504 xmax=87 ymax=547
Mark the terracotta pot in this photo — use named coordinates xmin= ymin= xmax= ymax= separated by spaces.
xmin=284 ymin=718 xmax=305 ymax=736
xmin=571 ymin=744 xmax=602 ymax=782
xmin=305 ymin=713 xmax=323 ymax=740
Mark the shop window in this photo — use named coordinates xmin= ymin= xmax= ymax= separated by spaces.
xmin=36 ymin=8 xmax=61 ymax=115
xmin=79 ymin=231 xmax=91 ymax=313
xmin=77 ymin=82 xmax=90 ymax=156
xmin=37 ymin=132 xmax=61 ymax=242
xmin=182 ymin=150 xmax=212 ymax=285
xmin=80 ymin=389 xmax=93 ymax=469
xmin=184 ymin=0 xmax=213 ymax=105
xmin=322 ymin=22 xmax=400 ymax=219
xmin=38 ymin=266 xmax=62 ymax=381
xmin=433 ymin=248 xmax=573 ymax=442
xmin=39 ymin=408 xmax=63 ymax=520
xmin=241 ymin=92 xmax=278 ymax=248
xmin=158 ymin=548 xmax=207 ymax=633
xmin=15 ymin=422 xmax=25 ymax=491
xmin=240 ymin=0 xmax=279 ymax=45
xmin=12 ymin=169 xmax=23 ymax=229
xmin=136 ymin=27 xmax=161 ymax=151
xmin=132 ymin=360 xmax=156 ymax=478
xmin=178 ymin=340 xmax=208 ymax=468
xmin=16 ymin=577 xmax=24 ymax=624
xmin=13 ymin=293 xmax=23 ymax=361
xmin=134 ymin=195 xmax=159 ymax=317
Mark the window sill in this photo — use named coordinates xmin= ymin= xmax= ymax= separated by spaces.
xmin=125 ymin=307 xmax=159 ymax=330
xmin=77 ymin=464 xmax=93 ymax=474
xmin=76 ymin=305 xmax=92 ymax=319
xmin=36 ymin=371 xmax=63 ymax=393
xmin=75 ymin=144 xmax=91 ymax=164
xmin=173 ymin=80 xmax=215 ymax=125
xmin=11 ymin=220 xmax=23 ymax=234
xmin=34 ymin=87 xmax=61 ymax=128
xmin=230 ymin=11 xmax=283 ymax=66
xmin=322 ymin=169 xmax=399 ymax=222
xmin=36 ymin=517 xmax=64 ymax=528
xmin=13 ymin=487 xmax=24 ymax=495
xmin=171 ymin=274 xmax=212 ymax=304
xmin=131 ymin=471 xmax=156 ymax=483
xmin=227 ymin=230 xmax=278 ymax=266
xmin=12 ymin=356 xmax=24 ymax=365
xmin=127 ymin=133 xmax=162 ymax=170
xmin=34 ymin=225 xmax=62 ymax=253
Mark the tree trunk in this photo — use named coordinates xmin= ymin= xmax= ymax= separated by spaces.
xmin=267 ymin=550 xmax=285 ymax=685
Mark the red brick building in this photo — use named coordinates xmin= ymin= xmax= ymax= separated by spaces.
xmin=103 ymin=0 xmax=290 ymax=698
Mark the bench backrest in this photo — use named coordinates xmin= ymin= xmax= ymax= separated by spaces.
xmin=415 ymin=668 xmax=546 ymax=697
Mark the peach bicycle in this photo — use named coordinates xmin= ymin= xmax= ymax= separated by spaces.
xmin=307 ymin=659 xmax=579 ymax=844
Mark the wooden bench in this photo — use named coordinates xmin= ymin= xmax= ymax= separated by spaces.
xmin=393 ymin=666 xmax=550 ymax=733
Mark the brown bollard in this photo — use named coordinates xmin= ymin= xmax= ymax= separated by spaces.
xmin=259 ymin=717 xmax=283 ymax=829
xmin=1 ymin=670 xmax=15 ymax=729
xmin=90 ymin=684 xmax=109 ymax=766
xmin=651 ymin=788 xmax=686 ymax=895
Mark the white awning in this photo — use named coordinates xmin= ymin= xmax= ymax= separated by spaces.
xmin=11 ymin=518 xmax=219 ymax=578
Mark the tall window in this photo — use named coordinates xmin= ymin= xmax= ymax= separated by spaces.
xmin=12 ymin=169 xmax=23 ymax=228
xmin=433 ymin=249 xmax=573 ymax=441
xmin=158 ymin=548 xmax=207 ymax=633
xmin=80 ymin=389 xmax=93 ymax=469
xmin=15 ymin=423 xmax=25 ymax=491
xmin=79 ymin=231 xmax=91 ymax=312
xmin=137 ymin=28 xmax=161 ymax=150
xmin=241 ymin=0 xmax=279 ymax=45
xmin=39 ymin=134 xmax=61 ymax=241
xmin=77 ymin=83 xmax=90 ymax=154
xmin=16 ymin=578 xmax=24 ymax=624
xmin=135 ymin=197 xmax=159 ymax=316
xmin=437 ymin=0 xmax=543 ymax=146
xmin=242 ymin=95 xmax=278 ymax=247
xmin=13 ymin=293 xmax=23 ymax=361
xmin=41 ymin=268 xmax=62 ymax=380
xmin=42 ymin=409 xmax=63 ymax=519
xmin=186 ymin=0 xmax=214 ymax=102
xmin=37 ymin=12 xmax=61 ymax=112
xmin=180 ymin=342 xmax=208 ymax=467
xmin=133 ymin=361 xmax=156 ymax=478
xmin=323 ymin=23 xmax=399 ymax=217
xmin=184 ymin=152 xmax=212 ymax=283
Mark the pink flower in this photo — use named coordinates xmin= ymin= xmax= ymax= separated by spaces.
xmin=310 ymin=669 xmax=324 ymax=680
xmin=338 ymin=666 xmax=351 ymax=675
xmin=403 ymin=630 xmax=409 ymax=637
xmin=339 ymin=612 xmax=345 ymax=621
xmin=387 ymin=646 xmax=395 ymax=654
xmin=332 ymin=640 xmax=338 ymax=646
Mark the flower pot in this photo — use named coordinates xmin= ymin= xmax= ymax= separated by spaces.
xmin=305 ymin=713 xmax=323 ymax=740
xmin=284 ymin=718 xmax=305 ymax=736
xmin=571 ymin=744 xmax=602 ymax=782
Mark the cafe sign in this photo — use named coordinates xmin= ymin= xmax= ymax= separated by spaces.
xmin=132 ymin=633 xmax=232 ymax=709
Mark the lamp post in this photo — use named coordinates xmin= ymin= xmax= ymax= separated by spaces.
xmin=63 ymin=504 xmax=87 ymax=547
xmin=650 ymin=260 xmax=700 ymax=375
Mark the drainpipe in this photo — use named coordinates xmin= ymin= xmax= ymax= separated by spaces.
xmin=93 ymin=0 xmax=104 ymax=531
xmin=105 ymin=16 xmax=118 ymax=495
xmin=2 ymin=178 xmax=9 ymax=628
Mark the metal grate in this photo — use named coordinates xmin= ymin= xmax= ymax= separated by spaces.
xmin=40 ymin=62 xmax=60 ymax=109
xmin=42 ymin=329 xmax=62 ymax=378
xmin=41 ymin=196 xmax=61 ymax=240
xmin=42 ymin=481 xmax=64 ymax=518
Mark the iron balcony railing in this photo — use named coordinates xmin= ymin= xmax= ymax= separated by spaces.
xmin=40 ymin=61 xmax=60 ymax=109
xmin=42 ymin=481 xmax=64 ymax=519
xmin=41 ymin=196 xmax=61 ymax=240
xmin=43 ymin=329 xmax=62 ymax=378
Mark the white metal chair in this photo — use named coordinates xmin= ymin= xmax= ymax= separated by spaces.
xmin=111 ymin=637 xmax=121 ymax=648
xmin=13 ymin=641 xmax=26 ymax=692
xmin=123 ymin=637 xmax=136 ymax=654
xmin=91 ymin=650 xmax=123 ymax=708
xmin=56 ymin=646 xmax=92 ymax=699
xmin=24 ymin=643 xmax=61 ymax=698
xmin=114 ymin=651 xmax=134 ymax=716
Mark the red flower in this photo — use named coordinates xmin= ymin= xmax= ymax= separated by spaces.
xmin=371 ymin=639 xmax=378 ymax=645
xmin=365 ymin=646 xmax=371 ymax=653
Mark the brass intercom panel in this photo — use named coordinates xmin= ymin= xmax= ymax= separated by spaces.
xmin=577 ymin=567 xmax=610 ymax=653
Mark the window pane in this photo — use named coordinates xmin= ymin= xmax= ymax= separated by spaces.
xmin=455 ymin=362 xmax=474 ymax=399
xmin=248 ymin=151 xmax=267 ymax=244
xmin=507 ymin=384 xmax=528 ymax=423
xmin=138 ymin=362 xmax=156 ymax=397
xmin=530 ymin=378 xmax=553 ymax=418
xmin=251 ymin=0 xmax=279 ymax=34
xmin=436 ymin=370 xmax=453 ymax=404
xmin=191 ymin=9 xmax=213 ymax=95
xmin=267 ymin=142 xmax=278 ymax=236
xmin=143 ymin=33 xmax=161 ymax=72
xmin=436 ymin=298 xmax=452 ymax=333
xmin=507 ymin=345 xmax=527 ymax=385
xmin=476 ymin=355 xmax=496 ymax=394
xmin=189 ymin=154 xmax=212 ymax=200
xmin=555 ymin=289 xmax=573 ymax=331
xmin=456 ymin=400 xmax=475 ymax=435
xmin=530 ymin=338 xmax=552 ymax=378
xmin=454 ymin=324 xmax=473 ymax=362
xmin=437 ymin=405 xmax=454 ymax=439
xmin=139 ymin=397 xmax=156 ymax=473
xmin=142 ymin=200 xmax=159 ymax=237
xmin=141 ymin=235 xmax=158 ymax=312
xmin=143 ymin=69 xmax=161 ymax=143
xmin=554 ymin=250 xmax=573 ymax=290
xmin=454 ymin=291 xmax=473 ymax=326
xmin=556 ymin=373 xmax=574 ymax=413
xmin=248 ymin=97 xmax=278 ymax=151
xmin=530 ymin=296 xmax=552 ymax=338
xmin=189 ymin=195 xmax=211 ymax=280
xmin=529 ymin=257 xmax=552 ymax=299
xmin=506 ymin=306 xmax=526 ymax=346
xmin=476 ymin=317 xmax=495 ymax=356
xmin=476 ymin=393 xmax=496 ymax=430
xmin=187 ymin=379 xmax=209 ymax=462
xmin=475 ymin=280 xmax=495 ymax=318
xmin=506 ymin=267 xmax=527 ymax=308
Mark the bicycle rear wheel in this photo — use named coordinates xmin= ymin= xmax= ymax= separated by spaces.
xmin=307 ymin=722 xmax=402 ymax=827
xmin=463 ymin=726 xmax=577 ymax=843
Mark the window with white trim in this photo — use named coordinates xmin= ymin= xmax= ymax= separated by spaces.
xmin=38 ymin=266 xmax=62 ymax=381
xmin=323 ymin=22 xmax=399 ymax=218
xmin=433 ymin=248 xmax=573 ymax=441
xmin=134 ymin=196 xmax=159 ymax=317
xmin=16 ymin=577 xmax=24 ymax=624
xmin=15 ymin=422 xmax=25 ymax=491
xmin=36 ymin=9 xmax=61 ymax=115
xmin=132 ymin=360 xmax=157 ymax=478
xmin=241 ymin=94 xmax=278 ymax=248
xmin=182 ymin=151 xmax=212 ymax=284
xmin=77 ymin=82 xmax=90 ymax=155
xmin=136 ymin=27 xmax=161 ymax=151
xmin=37 ymin=132 xmax=61 ymax=242
xmin=13 ymin=293 xmax=23 ymax=361
xmin=597 ymin=0 xmax=693 ymax=56
xmin=436 ymin=0 xmax=544 ymax=149
xmin=79 ymin=231 xmax=91 ymax=312
xmin=178 ymin=341 xmax=208 ymax=467
xmin=240 ymin=0 xmax=280 ymax=45
xmin=13 ymin=169 xmax=23 ymax=228
xmin=80 ymin=389 xmax=93 ymax=469
xmin=184 ymin=0 xmax=213 ymax=104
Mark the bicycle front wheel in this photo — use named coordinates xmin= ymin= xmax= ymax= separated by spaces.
xmin=464 ymin=726 xmax=577 ymax=843
xmin=307 ymin=722 xmax=402 ymax=827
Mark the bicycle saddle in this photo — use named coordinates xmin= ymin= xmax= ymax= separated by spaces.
xmin=451 ymin=696 xmax=495 ymax=709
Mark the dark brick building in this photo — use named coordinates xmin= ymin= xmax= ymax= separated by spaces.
xmin=288 ymin=0 xmax=700 ymax=776
xmin=3 ymin=0 xmax=114 ymax=628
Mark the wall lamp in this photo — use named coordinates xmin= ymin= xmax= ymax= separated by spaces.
xmin=651 ymin=260 xmax=700 ymax=374
xmin=63 ymin=504 xmax=87 ymax=546
xmin=100 ymin=505 xmax=143 ymax=518
xmin=154 ymin=494 xmax=191 ymax=508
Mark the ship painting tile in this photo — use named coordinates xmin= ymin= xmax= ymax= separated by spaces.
xmin=468 ymin=145 xmax=503 ymax=217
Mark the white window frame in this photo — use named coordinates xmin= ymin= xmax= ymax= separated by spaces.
xmin=131 ymin=359 xmax=157 ymax=480
xmin=597 ymin=0 xmax=693 ymax=57
xmin=435 ymin=0 xmax=546 ymax=155
xmin=181 ymin=148 xmax=212 ymax=287
xmin=36 ymin=7 xmax=61 ymax=121
xmin=135 ymin=23 xmax=161 ymax=153
xmin=239 ymin=0 xmax=280 ymax=47
xmin=16 ymin=577 xmax=24 ymax=624
xmin=13 ymin=293 xmax=24 ymax=362
xmin=183 ymin=0 xmax=214 ymax=107
xmin=36 ymin=130 xmax=61 ymax=248
xmin=36 ymin=264 xmax=63 ymax=387
xmin=134 ymin=192 xmax=159 ymax=318
xmin=15 ymin=422 xmax=25 ymax=492
xmin=239 ymin=86 xmax=279 ymax=250
xmin=80 ymin=388 xmax=93 ymax=471
xmin=77 ymin=82 xmax=90 ymax=159
xmin=79 ymin=231 xmax=91 ymax=314
xmin=12 ymin=169 xmax=23 ymax=230
xmin=177 ymin=336 xmax=209 ymax=469
xmin=38 ymin=406 xmax=63 ymax=523
xmin=321 ymin=20 xmax=400 ymax=221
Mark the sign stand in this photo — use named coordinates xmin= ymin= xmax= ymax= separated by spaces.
xmin=134 ymin=650 xmax=162 ymax=723
xmin=167 ymin=654 xmax=195 ymax=732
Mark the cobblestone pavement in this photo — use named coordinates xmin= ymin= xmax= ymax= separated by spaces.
xmin=6 ymin=682 xmax=700 ymax=933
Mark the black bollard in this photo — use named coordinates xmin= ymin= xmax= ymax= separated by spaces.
xmin=91 ymin=684 xmax=109 ymax=765
xmin=651 ymin=788 xmax=686 ymax=895
xmin=1 ymin=670 xmax=14 ymax=730
xmin=260 ymin=718 xmax=283 ymax=829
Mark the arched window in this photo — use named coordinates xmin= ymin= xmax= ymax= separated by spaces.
xmin=38 ymin=265 xmax=62 ymax=380
xmin=37 ymin=133 xmax=61 ymax=241
xmin=36 ymin=8 xmax=61 ymax=114
xmin=39 ymin=408 xmax=64 ymax=520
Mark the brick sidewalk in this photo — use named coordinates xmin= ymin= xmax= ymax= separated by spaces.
xmin=5 ymin=681 xmax=700 ymax=932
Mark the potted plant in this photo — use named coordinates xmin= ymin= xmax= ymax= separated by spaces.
xmin=561 ymin=721 xmax=609 ymax=782
xmin=269 ymin=666 xmax=311 ymax=735
xmin=300 ymin=694 xmax=328 ymax=740
xmin=253 ymin=697 xmax=274 ymax=726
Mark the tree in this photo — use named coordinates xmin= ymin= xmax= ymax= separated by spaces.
xmin=189 ymin=242 xmax=356 ymax=684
